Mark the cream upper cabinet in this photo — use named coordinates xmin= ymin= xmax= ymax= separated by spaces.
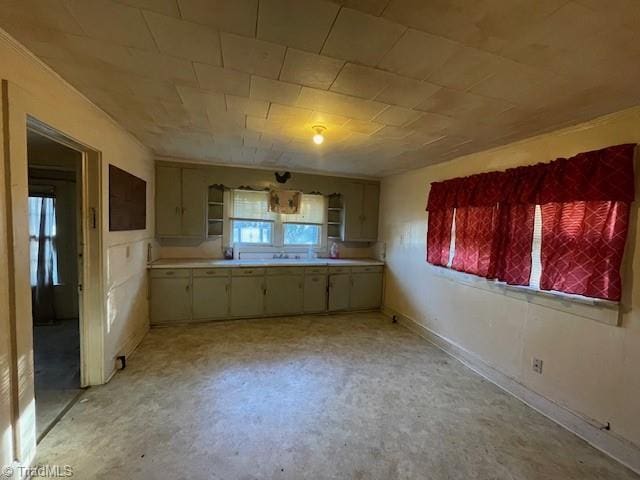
xmin=156 ymin=166 xmax=206 ymax=239
xmin=342 ymin=182 xmax=380 ymax=242
xmin=156 ymin=166 xmax=182 ymax=237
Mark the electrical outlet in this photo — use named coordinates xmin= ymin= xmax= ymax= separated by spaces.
xmin=532 ymin=357 xmax=543 ymax=374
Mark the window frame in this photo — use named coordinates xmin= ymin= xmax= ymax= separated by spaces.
xmin=434 ymin=204 xmax=619 ymax=319
xmin=230 ymin=218 xmax=275 ymax=246
xmin=282 ymin=222 xmax=322 ymax=247
xmin=229 ymin=190 xmax=327 ymax=252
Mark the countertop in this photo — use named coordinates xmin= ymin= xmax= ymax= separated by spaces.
xmin=148 ymin=258 xmax=384 ymax=269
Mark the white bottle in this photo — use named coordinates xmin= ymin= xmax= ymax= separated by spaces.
xmin=330 ymin=242 xmax=340 ymax=259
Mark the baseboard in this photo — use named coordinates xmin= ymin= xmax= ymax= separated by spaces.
xmin=382 ymin=306 xmax=640 ymax=475
xmin=104 ymin=322 xmax=149 ymax=383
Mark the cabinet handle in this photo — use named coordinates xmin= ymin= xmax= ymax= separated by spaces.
xmin=185 ymin=284 xmax=190 ymax=292
xmin=165 ymin=271 xmax=175 ymax=276
xmin=175 ymin=206 xmax=180 ymax=215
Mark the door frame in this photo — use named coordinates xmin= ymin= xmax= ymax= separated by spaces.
xmin=26 ymin=116 xmax=104 ymax=388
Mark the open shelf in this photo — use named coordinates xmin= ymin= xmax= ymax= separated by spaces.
xmin=207 ymin=185 xmax=225 ymax=238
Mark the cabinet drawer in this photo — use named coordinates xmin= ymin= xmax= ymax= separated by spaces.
xmin=232 ymin=268 xmax=265 ymax=276
xmin=150 ymin=268 xmax=190 ymax=278
xmin=266 ymin=267 xmax=304 ymax=276
xmin=351 ymin=265 xmax=383 ymax=273
xmin=305 ymin=266 xmax=328 ymax=274
xmin=193 ymin=268 xmax=230 ymax=278
xmin=329 ymin=266 xmax=350 ymax=274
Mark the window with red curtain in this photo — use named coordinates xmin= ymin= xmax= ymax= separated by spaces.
xmin=540 ymin=201 xmax=629 ymax=300
xmin=425 ymin=143 xmax=635 ymax=301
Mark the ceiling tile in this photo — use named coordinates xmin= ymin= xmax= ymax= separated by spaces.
xmin=64 ymin=0 xmax=156 ymax=49
xmin=178 ymin=0 xmax=258 ymax=37
xmin=331 ymin=0 xmax=390 ymax=16
xmin=225 ymin=95 xmax=270 ymax=118
xmin=250 ymin=76 xmax=301 ymax=105
xmin=309 ymin=111 xmax=350 ymax=126
xmin=330 ymin=63 xmax=394 ymax=99
xmin=4 ymin=0 xmax=639 ymax=175
xmin=378 ymin=28 xmax=458 ymax=79
xmin=372 ymin=125 xmax=412 ymax=139
xmin=257 ymin=0 xmax=340 ymax=53
xmin=373 ymin=105 xmax=422 ymax=126
xmin=416 ymin=88 xmax=512 ymax=119
xmin=343 ymin=119 xmax=384 ymax=135
xmin=116 ymin=0 xmax=181 ymax=17
xmin=0 ymin=0 xmax=84 ymax=36
xmin=177 ymin=85 xmax=227 ymax=112
xmin=383 ymin=0 xmax=565 ymax=53
xmin=144 ymin=11 xmax=221 ymax=65
xmin=322 ymin=8 xmax=406 ymax=66
xmin=374 ymin=77 xmax=440 ymax=108
xmin=279 ymin=49 xmax=344 ymax=90
xmin=468 ymin=59 xmax=556 ymax=106
xmin=221 ymin=32 xmax=285 ymax=79
xmin=267 ymin=103 xmax=313 ymax=122
xmin=296 ymin=86 xmax=388 ymax=120
xmin=427 ymin=46 xmax=503 ymax=91
xmin=127 ymin=49 xmax=198 ymax=84
xmin=405 ymin=111 xmax=453 ymax=133
xmin=194 ymin=63 xmax=251 ymax=96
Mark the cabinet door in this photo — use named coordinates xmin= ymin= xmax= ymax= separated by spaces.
xmin=265 ymin=275 xmax=304 ymax=315
xmin=342 ymin=182 xmax=364 ymax=241
xmin=230 ymin=276 xmax=264 ymax=317
xmin=350 ymin=273 xmax=383 ymax=310
xmin=156 ymin=166 xmax=182 ymax=237
xmin=361 ymin=183 xmax=379 ymax=241
xmin=304 ymin=274 xmax=327 ymax=313
xmin=150 ymin=277 xmax=191 ymax=324
xmin=181 ymin=168 xmax=206 ymax=237
xmin=328 ymin=273 xmax=350 ymax=311
xmin=192 ymin=277 xmax=229 ymax=320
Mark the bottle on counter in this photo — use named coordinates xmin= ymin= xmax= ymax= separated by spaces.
xmin=329 ymin=241 xmax=340 ymax=259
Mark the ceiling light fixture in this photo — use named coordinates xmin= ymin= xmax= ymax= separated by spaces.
xmin=312 ymin=125 xmax=326 ymax=145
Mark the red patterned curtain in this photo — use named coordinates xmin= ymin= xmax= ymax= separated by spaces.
xmin=426 ymin=208 xmax=453 ymax=266
xmin=492 ymin=204 xmax=536 ymax=285
xmin=425 ymin=143 xmax=635 ymax=300
xmin=451 ymin=206 xmax=498 ymax=276
xmin=540 ymin=201 xmax=629 ymax=300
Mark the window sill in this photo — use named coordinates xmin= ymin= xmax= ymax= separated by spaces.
xmin=429 ymin=265 xmax=621 ymax=326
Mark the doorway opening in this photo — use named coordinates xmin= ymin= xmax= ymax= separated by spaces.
xmin=27 ymin=129 xmax=86 ymax=441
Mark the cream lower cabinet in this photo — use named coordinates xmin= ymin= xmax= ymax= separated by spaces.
xmin=350 ymin=267 xmax=383 ymax=310
xmin=265 ymin=268 xmax=304 ymax=315
xmin=230 ymin=269 xmax=265 ymax=318
xmin=150 ymin=269 xmax=191 ymax=323
xmin=304 ymin=268 xmax=328 ymax=313
xmin=192 ymin=270 xmax=230 ymax=320
xmin=150 ymin=265 xmax=383 ymax=324
xmin=328 ymin=269 xmax=351 ymax=311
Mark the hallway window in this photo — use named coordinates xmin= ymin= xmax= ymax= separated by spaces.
xmin=29 ymin=195 xmax=60 ymax=287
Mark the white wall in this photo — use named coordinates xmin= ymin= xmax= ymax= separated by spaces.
xmin=379 ymin=106 xmax=640 ymax=450
xmin=0 ymin=29 xmax=154 ymax=473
